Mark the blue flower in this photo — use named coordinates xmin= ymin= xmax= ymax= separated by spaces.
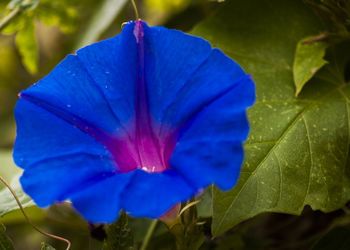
xmin=13 ymin=20 xmax=255 ymax=222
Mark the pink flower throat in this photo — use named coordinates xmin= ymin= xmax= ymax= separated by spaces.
xmin=107 ymin=20 xmax=176 ymax=174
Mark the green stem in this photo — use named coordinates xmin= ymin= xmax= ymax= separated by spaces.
xmin=140 ymin=220 xmax=157 ymax=250
xmin=130 ymin=0 xmax=139 ymax=20
xmin=0 ymin=7 xmax=20 ymax=32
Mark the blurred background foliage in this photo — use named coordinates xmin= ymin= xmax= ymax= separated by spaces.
xmin=0 ymin=0 xmax=350 ymax=249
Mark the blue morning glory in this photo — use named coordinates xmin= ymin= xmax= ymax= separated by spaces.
xmin=13 ymin=20 xmax=255 ymax=222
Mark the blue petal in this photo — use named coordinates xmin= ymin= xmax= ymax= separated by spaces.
xmin=20 ymin=153 xmax=115 ymax=207
xmin=168 ymin=50 xmax=255 ymax=190
xmin=19 ymin=54 xmax=125 ymax=135
xmin=120 ymin=169 xmax=196 ymax=218
xmin=13 ymin=99 xmax=111 ymax=169
xmin=141 ymin=23 xmax=213 ymax=126
xmin=157 ymin=48 xmax=249 ymax=136
xmin=75 ymin=22 xmax=137 ymax=125
xmin=138 ymin=25 xmax=255 ymax=190
xmin=13 ymin=20 xmax=255 ymax=222
xmin=13 ymin=23 xmax=139 ymax=211
xmin=70 ymin=172 xmax=134 ymax=223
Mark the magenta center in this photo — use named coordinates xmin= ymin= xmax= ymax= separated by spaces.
xmin=107 ymin=130 xmax=176 ymax=174
xmin=106 ymin=21 xmax=175 ymax=174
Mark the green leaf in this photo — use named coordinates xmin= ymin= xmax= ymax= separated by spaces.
xmin=311 ymin=227 xmax=350 ymax=250
xmin=128 ymin=218 xmax=167 ymax=244
xmin=145 ymin=0 xmax=190 ymax=13
xmin=196 ymin=186 xmax=212 ymax=218
xmin=293 ymin=37 xmax=328 ymax=96
xmin=0 ymin=151 xmax=35 ymax=217
xmin=15 ymin=16 xmax=38 ymax=74
xmin=193 ymin=0 xmax=350 ymax=236
xmin=40 ymin=242 xmax=56 ymax=250
xmin=0 ymin=223 xmax=14 ymax=250
xmin=0 ymin=0 xmax=39 ymax=33
xmin=36 ymin=1 xmax=77 ymax=33
xmin=167 ymin=201 xmax=205 ymax=250
xmin=1 ymin=12 xmax=25 ymax=35
xmin=8 ymin=0 xmax=39 ymax=10
xmin=102 ymin=212 xmax=134 ymax=250
xmin=215 ymin=234 xmax=245 ymax=250
xmin=144 ymin=232 xmax=176 ymax=250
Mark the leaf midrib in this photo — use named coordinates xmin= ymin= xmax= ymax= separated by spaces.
xmin=214 ymin=83 xmax=347 ymax=235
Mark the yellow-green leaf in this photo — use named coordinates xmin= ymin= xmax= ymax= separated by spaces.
xmin=15 ymin=17 xmax=38 ymax=74
xmin=293 ymin=37 xmax=328 ymax=96
xmin=36 ymin=1 xmax=78 ymax=34
xmin=0 ymin=151 xmax=35 ymax=217
xmin=41 ymin=242 xmax=56 ymax=250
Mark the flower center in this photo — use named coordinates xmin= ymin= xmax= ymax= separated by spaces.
xmin=107 ymin=128 xmax=176 ymax=174
xmin=107 ymin=21 xmax=176 ymax=174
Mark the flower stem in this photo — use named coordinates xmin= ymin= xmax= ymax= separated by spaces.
xmin=130 ymin=0 xmax=139 ymax=20
xmin=0 ymin=175 xmax=71 ymax=250
xmin=140 ymin=219 xmax=157 ymax=250
xmin=0 ymin=6 xmax=20 ymax=31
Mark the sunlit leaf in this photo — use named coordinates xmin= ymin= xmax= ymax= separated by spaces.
xmin=1 ymin=14 xmax=25 ymax=35
xmin=36 ymin=1 xmax=77 ymax=33
xmin=15 ymin=16 xmax=38 ymax=74
xmin=0 ymin=151 xmax=35 ymax=217
xmin=1 ymin=0 xmax=82 ymax=75
xmin=193 ymin=0 xmax=350 ymax=236
xmin=8 ymin=0 xmax=39 ymax=10
xmin=145 ymin=0 xmax=190 ymax=12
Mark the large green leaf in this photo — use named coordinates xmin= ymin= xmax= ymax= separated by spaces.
xmin=0 ymin=151 xmax=34 ymax=217
xmin=192 ymin=0 xmax=350 ymax=236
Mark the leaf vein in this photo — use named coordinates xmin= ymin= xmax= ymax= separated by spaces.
xmin=302 ymin=115 xmax=312 ymax=206
xmin=214 ymin=85 xmax=345 ymax=234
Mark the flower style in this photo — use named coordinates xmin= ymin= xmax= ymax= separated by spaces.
xmin=13 ymin=20 xmax=255 ymax=222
